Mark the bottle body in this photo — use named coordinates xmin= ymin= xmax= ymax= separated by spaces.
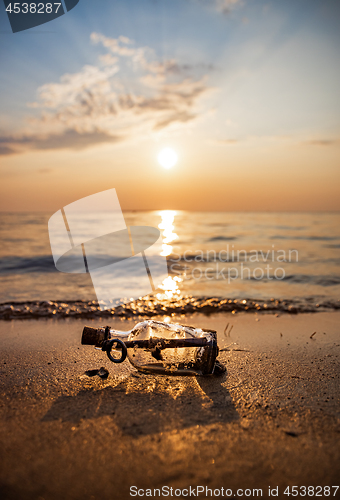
xmin=125 ymin=321 xmax=218 ymax=376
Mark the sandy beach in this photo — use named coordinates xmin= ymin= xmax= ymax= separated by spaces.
xmin=1 ymin=311 xmax=339 ymax=500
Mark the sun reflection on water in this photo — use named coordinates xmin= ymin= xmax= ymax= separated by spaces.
xmin=157 ymin=275 xmax=182 ymax=300
xmin=156 ymin=211 xmax=182 ymax=299
xmin=158 ymin=210 xmax=178 ymax=257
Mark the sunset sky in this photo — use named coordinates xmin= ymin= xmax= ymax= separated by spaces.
xmin=0 ymin=0 xmax=339 ymax=212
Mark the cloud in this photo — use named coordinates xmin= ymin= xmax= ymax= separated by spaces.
xmin=215 ymin=138 xmax=239 ymax=145
xmin=303 ymin=139 xmax=339 ymax=146
xmin=0 ymin=129 xmax=122 ymax=155
xmin=0 ymin=34 xmax=212 ymax=155
xmin=213 ymin=0 xmax=241 ymax=13
xmin=194 ymin=0 xmax=241 ymax=14
xmin=37 ymin=168 xmax=53 ymax=174
xmin=0 ymin=145 xmax=16 ymax=155
xmin=210 ymin=136 xmax=340 ymax=148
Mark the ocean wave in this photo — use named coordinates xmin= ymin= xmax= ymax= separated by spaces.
xmin=271 ymin=235 xmax=339 ymax=241
xmin=0 ymin=256 xmax=57 ymax=275
xmin=278 ymin=274 xmax=340 ymax=286
xmin=0 ymin=254 xmax=140 ymax=275
xmin=207 ymin=236 xmax=237 ymax=242
xmin=324 ymin=244 xmax=340 ymax=249
xmin=0 ymin=296 xmax=339 ymax=320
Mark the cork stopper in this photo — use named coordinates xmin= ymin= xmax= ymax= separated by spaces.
xmin=81 ymin=326 xmax=106 ymax=347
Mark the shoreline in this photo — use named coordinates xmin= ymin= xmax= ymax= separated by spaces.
xmin=1 ymin=296 xmax=339 ymax=320
xmin=0 ymin=312 xmax=339 ymax=499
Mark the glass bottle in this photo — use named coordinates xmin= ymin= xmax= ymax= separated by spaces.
xmin=81 ymin=320 xmax=225 ymax=376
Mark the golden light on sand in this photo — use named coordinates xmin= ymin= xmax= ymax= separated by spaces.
xmin=158 ymin=148 xmax=178 ymax=169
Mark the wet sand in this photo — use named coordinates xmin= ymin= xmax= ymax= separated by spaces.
xmin=0 ymin=312 xmax=339 ymax=500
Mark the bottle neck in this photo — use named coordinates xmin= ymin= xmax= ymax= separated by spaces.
xmin=109 ymin=329 xmax=131 ymax=340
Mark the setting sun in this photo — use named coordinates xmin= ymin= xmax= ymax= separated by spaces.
xmin=158 ymin=148 xmax=178 ymax=169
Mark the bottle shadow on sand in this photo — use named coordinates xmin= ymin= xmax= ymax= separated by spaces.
xmin=42 ymin=370 xmax=239 ymax=437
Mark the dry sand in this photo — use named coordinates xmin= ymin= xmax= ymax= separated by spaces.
xmin=0 ymin=312 xmax=339 ymax=500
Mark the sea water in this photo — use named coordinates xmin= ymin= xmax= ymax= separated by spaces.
xmin=0 ymin=211 xmax=339 ymax=318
